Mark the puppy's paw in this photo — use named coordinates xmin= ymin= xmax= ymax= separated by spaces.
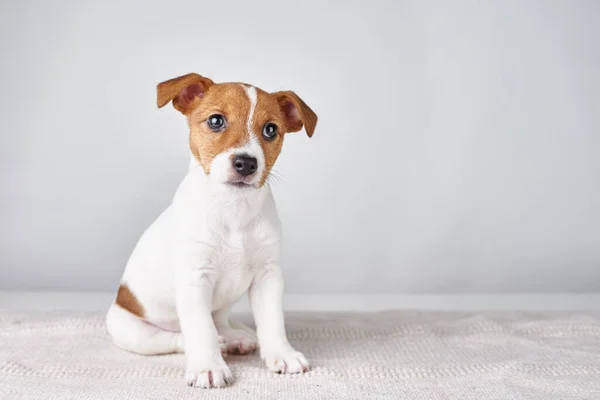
xmin=217 ymin=329 xmax=258 ymax=355
xmin=264 ymin=350 xmax=310 ymax=374
xmin=185 ymin=362 xmax=233 ymax=388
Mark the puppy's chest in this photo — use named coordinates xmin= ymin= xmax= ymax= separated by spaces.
xmin=208 ymin=231 xmax=271 ymax=310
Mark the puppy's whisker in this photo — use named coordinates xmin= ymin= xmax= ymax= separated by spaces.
xmin=268 ymin=168 xmax=287 ymax=181
xmin=265 ymin=171 xmax=286 ymax=186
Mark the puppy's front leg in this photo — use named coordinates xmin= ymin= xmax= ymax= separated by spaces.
xmin=249 ymin=266 xmax=309 ymax=374
xmin=175 ymin=249 xmax=232 ymax=388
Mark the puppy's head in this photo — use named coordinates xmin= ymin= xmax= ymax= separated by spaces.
xmin=157 ymin=73 xmax=317 ymax=188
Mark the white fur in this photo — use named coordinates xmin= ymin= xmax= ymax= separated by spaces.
xmin=106 ymin=86 xmax=308 ymax=389
xmin=244 ymin=85 xmax=257 ymax=134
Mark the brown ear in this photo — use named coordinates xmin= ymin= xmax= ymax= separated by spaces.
xmin=156 ymin=73 xmax=214 ymax=114
xmin=275 ymin=91 xmax=318 ymax=137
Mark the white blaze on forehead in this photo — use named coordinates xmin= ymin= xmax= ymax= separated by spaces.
xmin=242 ymin=85 xmax=257 ymax=137
xmin=232 ymin=84 xmax=264 ymax=185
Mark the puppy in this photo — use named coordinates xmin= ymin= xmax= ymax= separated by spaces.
xmin=105 ymin=73 xmax=317 ymax=388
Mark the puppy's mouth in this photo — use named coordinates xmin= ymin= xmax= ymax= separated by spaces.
xmin=225 ymin=180 xmax=256 ymax=189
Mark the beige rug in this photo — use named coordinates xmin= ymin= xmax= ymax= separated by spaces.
xmin=1 ymin=309 xmax=599 ymax=399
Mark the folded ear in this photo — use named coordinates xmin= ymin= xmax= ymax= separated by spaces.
xmin=274 ymin=91 xmax=318 ymax=137
xmin=156 ymin=73 xmax=214 ymax=114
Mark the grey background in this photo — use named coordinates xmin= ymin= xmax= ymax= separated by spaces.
xmin=1 ymin=0 xmax=599 ymax=293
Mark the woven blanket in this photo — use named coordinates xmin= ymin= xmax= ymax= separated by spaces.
xmin=1 ymin=310 xmax=599 ymax=399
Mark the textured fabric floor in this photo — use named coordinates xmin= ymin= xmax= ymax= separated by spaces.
xmin=1 ymin=310 xmax=599 ymax=399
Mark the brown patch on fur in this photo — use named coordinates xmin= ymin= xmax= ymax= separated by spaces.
xmin=252 ymin=88 xmax=286 ymax=186
xmin=115 ymin=283 xmax=145 ymax=318
xmin=251 ymin=88 xmax=317 ymax=185
xmin=157 ymin=73 xmax=214 ymax=114
xmin=187 ymin=84 xmax=251 ymax=173
xmin=273 ymin=91 xmax=318 ymax=137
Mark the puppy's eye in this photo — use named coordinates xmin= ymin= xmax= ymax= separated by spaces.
xmin=262 ymin=123 xmax=278 ymax=140
xmin=207 ymin=114 xmax=226 ymax=131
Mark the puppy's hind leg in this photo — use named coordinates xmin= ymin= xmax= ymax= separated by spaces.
xmin=106 ymin=304 xmax=184 ymax=355
xmin=213 ymin=308 xmax=257 ymax=355
xmin=229 ymin=319 xmax=257 ymax=339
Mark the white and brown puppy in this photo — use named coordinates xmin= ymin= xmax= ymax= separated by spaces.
xmin=106 ymin=73 xmax=317 ymax=388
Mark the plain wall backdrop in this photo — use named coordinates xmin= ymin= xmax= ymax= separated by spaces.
xmin=1 ymin=0 xmax=599 ymax=293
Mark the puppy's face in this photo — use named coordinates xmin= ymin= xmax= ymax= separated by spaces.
xmin=157 ymin=73 xmax=317 ymax=188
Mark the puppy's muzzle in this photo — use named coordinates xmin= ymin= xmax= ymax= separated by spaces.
xmin=232 ymin=154 xmax=258 ymax=177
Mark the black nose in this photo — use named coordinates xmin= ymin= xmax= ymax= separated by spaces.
xmin=232 ymin=154 xmax=258 ymax=177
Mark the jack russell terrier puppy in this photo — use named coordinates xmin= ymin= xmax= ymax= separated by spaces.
xmin=105 ymin=73 xmax=317 ymax=388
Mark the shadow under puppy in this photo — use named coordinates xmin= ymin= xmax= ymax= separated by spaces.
xmin=106 ymin=73 xmax=317 ymax=388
